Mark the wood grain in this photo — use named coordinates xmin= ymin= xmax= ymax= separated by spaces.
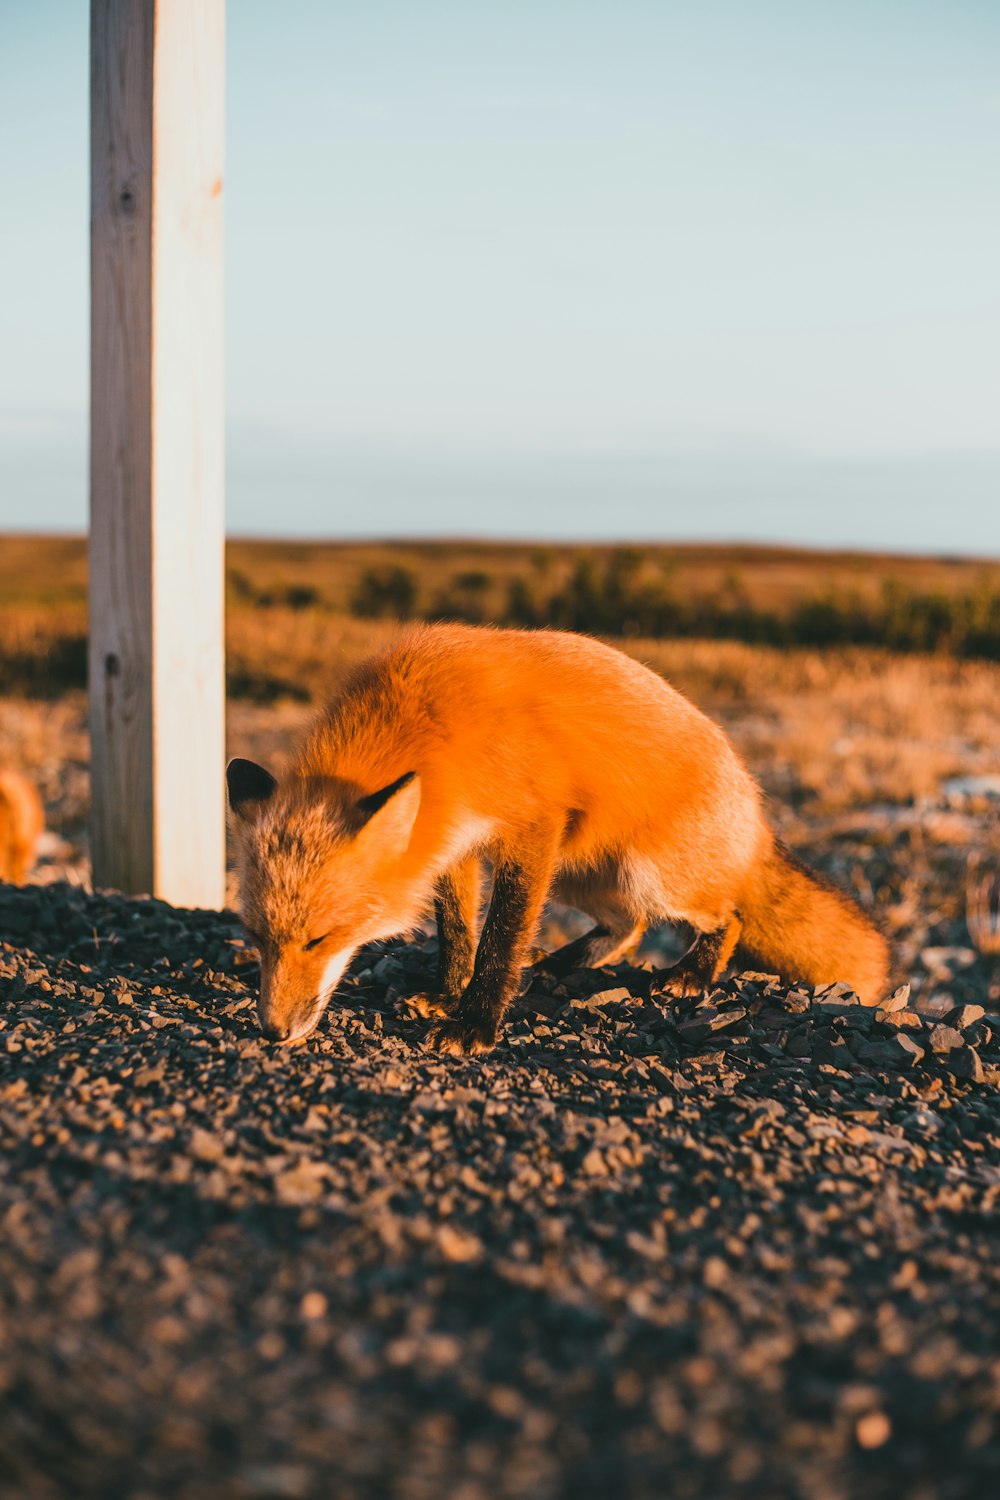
xmin=90 ymin=0 xmax=225 ymax=906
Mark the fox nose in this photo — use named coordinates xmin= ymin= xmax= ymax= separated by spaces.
xmin=260 ymin=1018 xmax=289 ymax=1043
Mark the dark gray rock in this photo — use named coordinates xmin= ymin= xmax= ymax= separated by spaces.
xmin=858 ymin=1033 xmax=926 ymax=1069
xmin=0 ymin=881 xmax=997 ymax=1500
xmin=948 ymin=1047 xmax=986 ymax=1084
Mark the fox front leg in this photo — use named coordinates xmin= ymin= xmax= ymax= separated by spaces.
xmin=436 ymin=855 xmax=481 ymax=1000
xmin=427 ymin=834 xmax=558 ymax=1057
xmin=407 ymin=856 xmax=481 ymax=1021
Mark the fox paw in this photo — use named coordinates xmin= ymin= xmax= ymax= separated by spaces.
xmin=405 ymin=992 xmax=458 ymax=1021
xmin=652 ymin=966 xmax=707 ymax=1000
xmin=425 ymin=1018 xmax=497 ymax=1057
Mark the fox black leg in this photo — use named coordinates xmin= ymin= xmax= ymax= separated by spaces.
xmin=537 ymin=920 xmax=644 ymax=977
xmin=437 ymin=855 xmax=480 ymax=996
xmin=655 ymin=915 xmax=742 ymax=997
xmin=428 ymin=836 xmax=558 ymax=1056
xmin=406 ymin=857 xmax=480 ymax=1021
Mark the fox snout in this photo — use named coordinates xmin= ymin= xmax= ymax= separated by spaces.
xmin=256 ymin=959 xmax=314 ymax=1044
xmin=256 ymin=947 xmax=355 ymax=1045
xmin=257 ymin=958 xmax=324 ymax=1044
xmin=259 ymin=1014 xmax=290 ymax=1043
xmin=257 ymin=996 xmax=306 ymax=1045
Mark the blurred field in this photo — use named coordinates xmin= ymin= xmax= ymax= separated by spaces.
xmin=2 ymin=535 xmax=1000 ymax=702
xmin=1 ymin=532 xmax=999 ymax=820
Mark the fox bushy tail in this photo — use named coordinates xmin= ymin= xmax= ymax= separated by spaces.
xmin=739 ymin=837 xmax=889 ymax=1005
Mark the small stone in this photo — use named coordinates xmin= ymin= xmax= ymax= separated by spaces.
xmin=273 ymin=1161 xmax=329 ymax=1205
xmin=437 ymin=1225 xmax=483 ymax=1264
xmin=947 ymin=1048 xmax=985 ymax=1084
xmin=946 ymin=1004 xmax=985 ymax=1031
xmin=821 ymin=981 xmax=860 ymax=1001
xmin=898 ymin=1108 xmax=944 ymax=1135
xmin=782 ymin=991 xmax=812 ymax=1013
xmin=811 ymin=995 xmax=860 ymax=1014
xmin=881 ymin=984 xmax=911 ymax=1013
xmin=879 ymin=1009 xmax=923 ymax=1031
xmin=569 ymin=987 xmax=631 ymax=1012
xmin=189 ymin=1128 xmax=224 ymax=1163
xmin=702 ymin=1256 xmax=728 ymax=1288
xmin=300 ymin=1291 xmax=328 ymax=1320
xmin=676 ymin=1005 xmax=747 ymax=1042
xmin=133 ymin=1065 xmax=164 ymax=1087
xmin=582 ymin=1149 xmax=609 ymax=1177
xmin=855 ymin=1411 xmax=892 ymax=1449
xmin=927 ymin=1025 xmax=964 ymax=1054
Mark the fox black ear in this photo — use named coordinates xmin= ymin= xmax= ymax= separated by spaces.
xmin=227 ymin=758 xmax=277 ymax=815
xmin=356 ymin=771 xmax=417 ymax=825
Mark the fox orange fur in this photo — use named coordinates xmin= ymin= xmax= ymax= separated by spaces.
xmin=0 ymin=769 xmax=44 ymax=885
xmin=227 ymin=624 xmax=889 ymax=1053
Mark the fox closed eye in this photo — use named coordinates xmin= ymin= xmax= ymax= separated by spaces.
xmin=303 ymin=933 xmax=330 ymax=952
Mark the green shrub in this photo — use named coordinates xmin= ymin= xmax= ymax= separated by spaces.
xmin=350 ymin=566 xmax=418 ymax=620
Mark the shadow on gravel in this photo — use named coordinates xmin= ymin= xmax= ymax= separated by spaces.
xmin=1 ymin=881 xmax=999 ymax=1500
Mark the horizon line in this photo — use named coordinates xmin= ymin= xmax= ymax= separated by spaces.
xmin=2 ymin=528 xmax=998 ymax=568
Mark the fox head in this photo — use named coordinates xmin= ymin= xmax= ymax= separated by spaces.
xmin=226 ymin=758 xmax=422 ymax=1043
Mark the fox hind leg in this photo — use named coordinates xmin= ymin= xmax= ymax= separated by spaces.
xmin=537 ymin=920 xmax=644 ymax=977
xmin=655 ymin=915 xmax=742 ymax=998
xmin=539 ymin=867 xmax=645 ymax=976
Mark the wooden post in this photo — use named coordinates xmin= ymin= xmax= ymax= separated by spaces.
xmin=90 ymin=0 xmax=225 ymax=907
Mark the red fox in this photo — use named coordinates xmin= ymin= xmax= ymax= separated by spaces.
xmin=227 ymin=623 xmax=889 ymax=1053
xmin=0 ymin=769 xmax=44 ymax=885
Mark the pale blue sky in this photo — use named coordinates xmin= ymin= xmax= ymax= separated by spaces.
xmin=1 ymin=0 xmax=998 ymax=551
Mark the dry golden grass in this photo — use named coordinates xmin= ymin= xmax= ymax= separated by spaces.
xmin=0 ymin=535 xmax=88 ymax=607
xmin=2 ymin=533 xmax=997 ymax=616
xmin=1 ymin=534 xmax=997 ymax=822
xmin=0 ymin=602 xmax=86 ymax=657
xmin=631 ymin=640 xmax=999 ymax=812
xmin=226 ymin=610 xmax=401 ymax=703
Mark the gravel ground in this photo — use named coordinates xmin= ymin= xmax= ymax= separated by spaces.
xmin=1 ymin=879 xmax=999 ymax=1500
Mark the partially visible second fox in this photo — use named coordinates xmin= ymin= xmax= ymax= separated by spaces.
xmin=0 ymin=769 xmax=44 ymax=885
xmin=227 ymin=623 xmax=889 ymax=1054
